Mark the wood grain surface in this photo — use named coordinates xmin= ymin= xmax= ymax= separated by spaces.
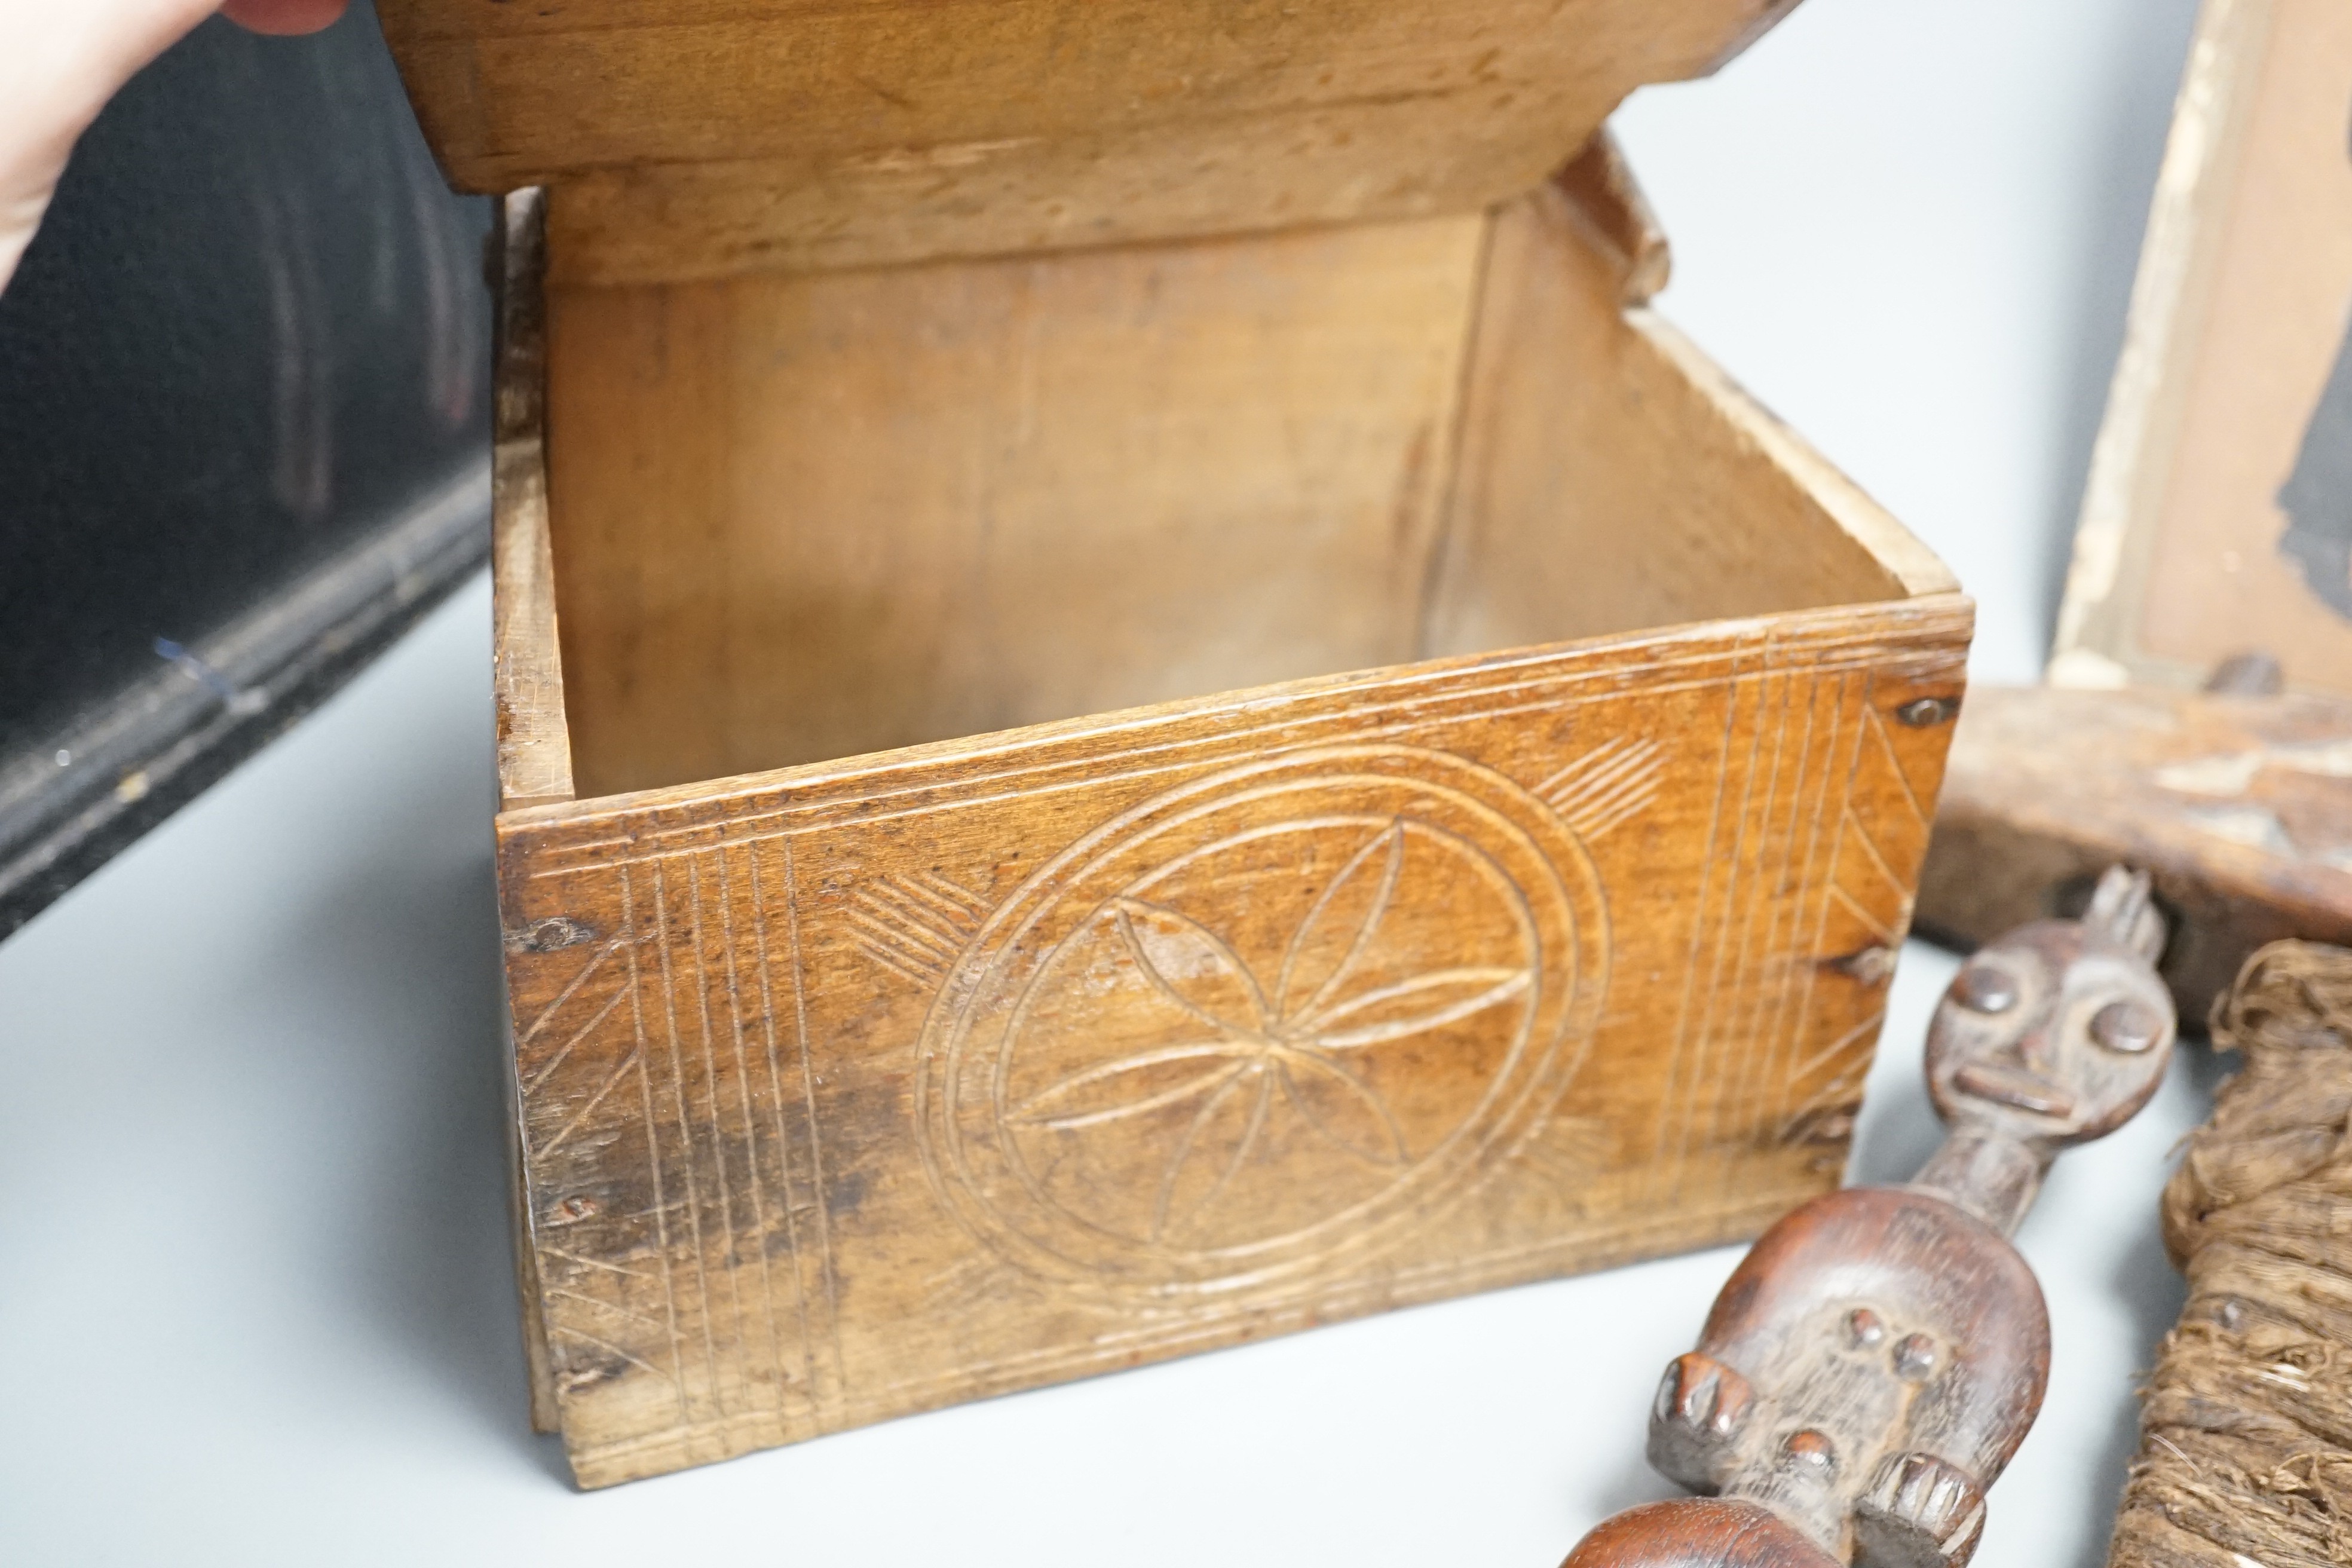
xmin=1560 ymin=1499 xmax=1841 ymax=1567
xmin=378 ymin=0 xmax=1802 ymax=282
xmin=1422 ymin=188 xmax=1950 ymax=666
xmin=1916 ymin=683 xmax=2352 ymax=1023
xmin=495 ymin=595 xmax=1967 ymax=1486
xmin=544 ymin=210 xmax=1488 ymax=797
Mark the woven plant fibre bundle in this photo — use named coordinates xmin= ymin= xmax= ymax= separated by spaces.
xmin=2108 ymin=941 xmax=2352 ymax=1568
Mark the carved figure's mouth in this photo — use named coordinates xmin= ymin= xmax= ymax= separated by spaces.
xmin=1952 ymin=1061 xmax=2076 ymax=1118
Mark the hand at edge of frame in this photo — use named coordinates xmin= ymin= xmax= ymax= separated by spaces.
xmin=0 ymin=0 xmax=349 ymax=297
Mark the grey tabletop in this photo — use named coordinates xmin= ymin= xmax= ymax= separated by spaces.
xmin=0 ymin=0 xmax=2216 ymax=1561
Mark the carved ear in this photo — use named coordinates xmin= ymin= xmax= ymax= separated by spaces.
xmin=2082 ymin=866 xmax=2164 ymax=962
xmin=1560 ymin=1498 xmax=1839 ymax=1567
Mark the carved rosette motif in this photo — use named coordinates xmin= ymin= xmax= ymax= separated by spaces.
xmin=914 ymin=745 xmax=1610 ymax=1298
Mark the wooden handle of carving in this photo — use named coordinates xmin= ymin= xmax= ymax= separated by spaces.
xmin=1559 ymin=1500 xmax=1840 ymax=1567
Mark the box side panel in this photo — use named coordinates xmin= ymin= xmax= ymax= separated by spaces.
xmin=492 ymin=595 xmax=1970 ymax=1486
xmin=379 ymin=0 xmax=1793 ymax=281
xmin=491 ymin=189 xmax=575 ymax=812
xmin=1423 ymin=184 xmax=1951 ymax=663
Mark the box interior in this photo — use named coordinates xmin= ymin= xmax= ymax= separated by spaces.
xmin=534 ymin=183 xmax=1942 ymax=801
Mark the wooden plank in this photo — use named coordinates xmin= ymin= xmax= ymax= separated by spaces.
xmin=2051 ymin=0 xmax=2352 ymax=697
xmin=543 ymin=213 xmax=1491 ymax=798
xmin=2053 ymin=0 xmax=2270 ymax=694
xmin=492 ymin=593 xmax=1970 ymax=1487
xmin=1916 ymin=682 xmax=2352 ymax=1023
xmin=379 ymin=0 xmax=1802 ymax=281
xmin=490 ymin=189 xmax=576 ymax=814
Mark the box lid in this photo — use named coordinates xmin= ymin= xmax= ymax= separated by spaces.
xmin=378 ymin=0 xmax=1799 ymax=282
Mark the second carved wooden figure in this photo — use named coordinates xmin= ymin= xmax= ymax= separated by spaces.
xmin=1566 ymin=868 xmax=2178 ymax=1567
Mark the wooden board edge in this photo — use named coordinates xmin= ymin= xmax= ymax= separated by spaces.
xmin=492 ymin=189 xmax=578 ymax=813
xmin=1551 ymin=126 xmax=1673 ymax=307
xmin=492 ymin=592 xmax=1975 ymax=838
xmin=2048 ymin=0 xmax=2273 ymax=693
xmin=1914 ymin=682 xmax=2352 ymax=1019
xmin=1627 ymin=311 xmax=1962 ymax=601
xmin=1688 ymin=0 xmax=1807 ymax=81
xmin=556 ymin=1182 xmax=1837 ymax=1490
xmin=501 ymin=1006 xmax=562 ymax=1437
xmin=388 ymin=1 xmax=1813 ymax=283
xmin=494 ymin=831 xmax=570 ymax=1450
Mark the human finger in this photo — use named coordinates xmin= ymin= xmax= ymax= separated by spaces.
xmin=219 ymin=0 xmax=348 ymax=36
xmin=0 ymin=0 xmax=222 ymax=293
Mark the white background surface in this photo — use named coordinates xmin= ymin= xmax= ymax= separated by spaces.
xmin=1 ymin=1 xmax=2225 ymax=1561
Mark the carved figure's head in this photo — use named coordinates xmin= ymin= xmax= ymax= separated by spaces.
xmin=1926 ymin=868 xmax=2176 ymax=1144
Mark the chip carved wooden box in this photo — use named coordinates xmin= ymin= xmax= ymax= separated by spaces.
xmin=381 ymin=0 xmax=1973 ymax=1488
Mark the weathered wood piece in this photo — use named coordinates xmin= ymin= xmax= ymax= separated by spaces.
xmin=378 ymin=0 xmax=1802 ymax=284
xmin=1564 ymin=868 xmax=2178 ymax=1567
xmin=1915 ymin=682 xmax=2352 ymax=1024
xmin=2051 ymin=0 xmax=2352 ymax=697
xmin=2105 ymin=940 xmax=2352 ymax=1568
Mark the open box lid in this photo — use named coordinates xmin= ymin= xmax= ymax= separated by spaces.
xmin=377 ymin=0 xmax=1799 ymax=284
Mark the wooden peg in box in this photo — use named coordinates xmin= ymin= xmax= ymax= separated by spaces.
xmin=380 ymin=0 xmax=1973 ymax=1486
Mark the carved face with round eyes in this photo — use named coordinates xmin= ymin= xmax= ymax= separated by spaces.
xmin=1925 ymin=920 xmax=2177 ymax=1144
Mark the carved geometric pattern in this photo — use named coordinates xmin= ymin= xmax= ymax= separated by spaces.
xmin=1769 ymin=700 xmax=1938 ymax=1152
xmin=1539 ymin=734 xmax=1662 ymax=841
xmin=842 ymin=869 xmax=990 ymax=984
xmin=1639 ymin=666 xmax=1941 ymax=1203
xmin=515 ymin=842 xmax=844 ymax=1473
xmin=914 ymin=745 xmax=1607 ymax=1298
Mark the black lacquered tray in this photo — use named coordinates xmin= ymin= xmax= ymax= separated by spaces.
xmin=0 ymin=2 xmax=490 ymax=937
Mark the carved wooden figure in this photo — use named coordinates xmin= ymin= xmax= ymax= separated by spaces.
xmin=1564 ymin=867 xmax=2178 ymax=1567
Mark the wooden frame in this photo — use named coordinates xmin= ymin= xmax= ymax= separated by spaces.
xmin=2053 ymin=0 xmax=2352 ymax=695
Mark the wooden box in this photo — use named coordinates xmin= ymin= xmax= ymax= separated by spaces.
xmin=382 ymin=0 xmax=1972 ymax=1487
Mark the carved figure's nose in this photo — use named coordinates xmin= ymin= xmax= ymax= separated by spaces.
xmin=1953 ymin=1029 xmax=2075 ymax=1117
